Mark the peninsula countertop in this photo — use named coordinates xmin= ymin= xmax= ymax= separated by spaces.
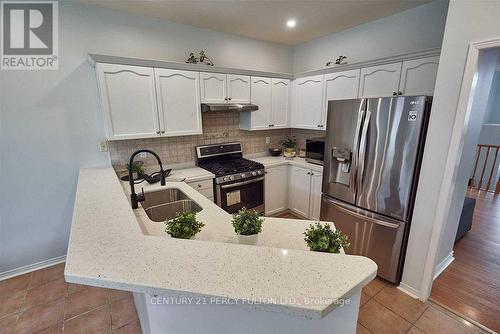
xmin=65 ymin=166 xmax=376 ymax=319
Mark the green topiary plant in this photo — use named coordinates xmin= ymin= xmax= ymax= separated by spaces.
xmin=165 ymin=212 xmax=204 ymax=239
xmin=232 ymin=208 xmax=264 ymax=235
xmin=304 ymin=222 xmax=350 ymax=253
xmin=127 ymin=161 xmax=144 ymax=175
xmin=281 ymin=136 xmax=297 ymax=149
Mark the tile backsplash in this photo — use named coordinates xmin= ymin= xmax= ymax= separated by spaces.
xmin=108 ymin=112 xmax=326 ymax=167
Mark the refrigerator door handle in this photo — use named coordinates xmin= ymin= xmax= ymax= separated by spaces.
xmin=357 ymin=106 xmax=371 ymax=192
xmin=349 ymin=98 xmax=366 ymax=193
xmin=323 ymin=196 xmax=400 ymax=229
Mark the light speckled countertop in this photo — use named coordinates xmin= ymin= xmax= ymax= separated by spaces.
xmin=65 ymin=166 xmax=376 ymax=319
xmin=249 ymin=155 xmax=324 ymax=173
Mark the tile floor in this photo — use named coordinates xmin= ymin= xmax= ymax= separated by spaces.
xmin=0 ymin=263 xmax=490 ymax=334
xmin=0 ymin=263 xmax=140 ymax=333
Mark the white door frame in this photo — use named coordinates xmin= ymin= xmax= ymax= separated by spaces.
xmin=419 ymin=37 xmax=500 ymax=300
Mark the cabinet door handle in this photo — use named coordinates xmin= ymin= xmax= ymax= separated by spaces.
xmin=397 ymin=91 xmax=403 ymax=95
xmin=392 ymin=92 xmax=397 ymax=96
xmin=228 ymin=97 xmax=232 ymax=101
xmin=224 ymin=97 xmax=228 ymax=101
xmin=161 ymin=130 xmax=165 ymax=134
xmin=307 ymin=172 xmax=311 ymax=175
xmin=311 ymin=172 xmax=314 ymax=176
xmin=156 ymin=130 xmax=161 ymax=134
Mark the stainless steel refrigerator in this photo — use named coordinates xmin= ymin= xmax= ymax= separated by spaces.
xmin=320 ymin=96 xmax=431 ymax=283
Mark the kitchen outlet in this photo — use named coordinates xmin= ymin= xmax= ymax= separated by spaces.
xmin=139 ymin=152 xmax=148 ymax=158
xmin=99 ymin=141 xmax=108 ymax=152
xmin=265 ymin=137 xmax=271 ymax=144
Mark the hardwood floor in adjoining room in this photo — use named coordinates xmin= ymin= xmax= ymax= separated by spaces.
xmin=271 ymin=210 xmax=307 ymax=220
xmin=431 ymin=189 xmax=500 ymax=333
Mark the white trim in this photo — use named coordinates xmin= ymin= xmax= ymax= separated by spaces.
xmin=433 ymin=251 xmax=454 ymax=280
xmin=397 ymin=283 xmax=420 ymax=299
xmin=88 ymin=48 xmax=441 ymax=81
xmin=419 ymin=36 xmax=500 ymax=301
xmin=0 ymin=256 xmax=66 ymax=281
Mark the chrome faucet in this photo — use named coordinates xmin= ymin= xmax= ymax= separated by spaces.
xmin=128 ymin=149 xmax=166 ymax=209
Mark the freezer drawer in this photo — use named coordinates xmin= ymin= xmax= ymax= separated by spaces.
xmin=320 ymin=195 xmax=406 ymax=283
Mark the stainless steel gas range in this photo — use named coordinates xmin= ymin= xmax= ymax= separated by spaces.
xmin=196 ymin=143 xmax=265 ymax=214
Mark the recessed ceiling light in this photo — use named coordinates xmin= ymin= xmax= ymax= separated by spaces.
xmin=286 ymin=19 xmax=296 ymax=28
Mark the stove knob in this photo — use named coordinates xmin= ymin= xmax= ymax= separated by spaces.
xmin=229 ymin=175 xmax=234 ymax=181
xmin=251 ymin=171 xmax=257 ymax=176
xmin=257 ymin=170 xmax=263 ymax=175
xmin=223 ymin=176 xmax=228 ymax=182
xmin=241 ymin=173 xmax=246 ymax=178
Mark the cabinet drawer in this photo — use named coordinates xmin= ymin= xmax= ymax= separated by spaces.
xmin=197 ymin=188 xmax=214 ymax=198
xmin=187 ymin=179 xmax=213 ymax=191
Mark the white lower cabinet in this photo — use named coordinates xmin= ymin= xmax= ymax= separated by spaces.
xmin=287 ymin=165 xmax=323 ymax=219
xmin=264 ymin=165 xmax=288 ymax=215
xmin=309 ymin=171 xmax=323 ymax=220
xmin=187 ymin=179 xmax=214 ymax=202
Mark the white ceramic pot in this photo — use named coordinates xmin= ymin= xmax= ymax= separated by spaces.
xmin=238 ymin=234 xmax=258 ymax=245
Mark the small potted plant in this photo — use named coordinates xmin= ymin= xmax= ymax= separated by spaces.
xmin=232 ymin=208 xmax=264 ymax=245
xmin=165 ymin=212 xmax=204 ymax=239
xmin=127 ymin=161 xmax=144 ymax=180
xmin=304 ymin=222 xmax=350 ymax=253
xmin=281 ymin=136 xmax=297 ymax=157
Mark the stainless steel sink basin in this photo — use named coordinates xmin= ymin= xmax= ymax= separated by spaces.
xmin=140 ymin=189 xmax=202 ymax=222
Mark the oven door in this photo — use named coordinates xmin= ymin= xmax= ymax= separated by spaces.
xmin=216 ymin=177 xmax=265 ymax=214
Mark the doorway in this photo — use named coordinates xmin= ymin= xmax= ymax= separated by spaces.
xmin=428 ymin=46 xmax=500 ymax=332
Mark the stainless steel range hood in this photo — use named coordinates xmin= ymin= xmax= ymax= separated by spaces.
xmin=201 ymin=103 xmax=258 ymax=113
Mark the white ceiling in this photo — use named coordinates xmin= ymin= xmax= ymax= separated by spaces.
xmin=79 ymin=0 xmax=432 ymax=45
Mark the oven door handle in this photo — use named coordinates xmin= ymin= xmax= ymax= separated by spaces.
xmin=220 ymin=177 xmax=265 ymax=189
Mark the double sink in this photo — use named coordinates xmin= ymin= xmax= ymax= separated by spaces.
xmin=140 ymin=188 xmax=202 ymax=222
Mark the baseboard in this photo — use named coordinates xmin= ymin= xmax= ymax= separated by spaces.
xmin=433 ymin=251 xmax=454 ymax=280
xmin=0 ymin=255 xmax=66 ymax=281
xmin=397 ymin=282 xmax=420 ymax=299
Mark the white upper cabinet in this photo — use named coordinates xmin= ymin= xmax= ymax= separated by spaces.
xmin=291 ymin=75 xmax=325 ymax=130
xmin=200 ymin=72 xmax=251 ymax=103
xmin=323 ymin=69 xmax=360 ymax=128
xmin=200 ymin=72 xmax=227 ymax=103
xmin=154 ymin=69 xmax=202 ymax=137
xmin=96 ymin=63 xmax=160 ymax=140
xmin=359 ymin=62 xmax=402 ymax=98
xmin=227 ymin=74 xmax=251 ymax=103
xmin=324 ymin=69 xmax=360 ymax=101
xmin=399 ymin=56 xmax=440 ymax=96
xmin=239 ymin=77 xmax=289 ymax=131
xmin=271 ymin=78 xmax=290 ymax=128
xmin=248 ymin=77 xmax=272 ymax=130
